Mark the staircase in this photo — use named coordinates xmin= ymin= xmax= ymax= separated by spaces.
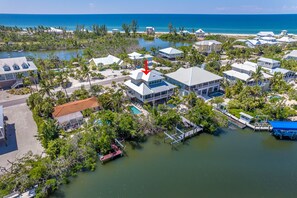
xmin=11 ymin=80 xmax=23 ymax=89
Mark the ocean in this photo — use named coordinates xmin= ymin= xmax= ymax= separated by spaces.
xmin=0 ymin=14 xmax=297 ymax=34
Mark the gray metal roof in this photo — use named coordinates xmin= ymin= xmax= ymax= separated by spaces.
xmin=166 ymin=67 xmax=223 ymax=86
xmin=124 ymin=80 xmax=176 ymax=95
xmin=258 ymin=57 xmax=280 ymax=64
xmin=0 ymin=57 xmax=38 ymax=75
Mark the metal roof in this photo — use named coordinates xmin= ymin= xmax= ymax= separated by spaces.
xmin=0 ymin=57 xmax=37 ymax=75
xmin=159 ymin=47 xmax=183 ymax=55
xmin=269 ymin=121 xmax=297 ymax=130
xmin=166 ymin=67 xmax=222 ymax=86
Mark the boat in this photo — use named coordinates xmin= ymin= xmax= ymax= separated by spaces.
xmin=99 ymin=144 xmax=123 ymax=164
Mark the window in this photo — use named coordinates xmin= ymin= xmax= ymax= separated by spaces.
xmin=22 ymin=63 xmax=29 ymax=69
xmin=13 ymin=64 xmax=20 ymax=70
xmin=3 ymin=65 xmax=11 ymax=71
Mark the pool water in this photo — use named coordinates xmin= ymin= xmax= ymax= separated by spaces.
xmin=129 ymin=106 xmax=142 ymax=115
xmin=209 ymin=91 xmax=224 ymax=98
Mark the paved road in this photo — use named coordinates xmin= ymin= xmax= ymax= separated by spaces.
xmin=0 ymin=76 xmax=129 ymax=108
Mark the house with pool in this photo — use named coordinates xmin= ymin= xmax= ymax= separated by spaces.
xmin=124 ymin=69 xmax=176 ymax=105
xmin=165 ymin=67 xmax=222 ymax=97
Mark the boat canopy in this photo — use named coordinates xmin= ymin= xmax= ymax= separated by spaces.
xmin=269 ymin=121 xmax=297 ymax=130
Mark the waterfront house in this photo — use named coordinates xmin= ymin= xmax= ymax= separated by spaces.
xmin=284 ymin=50 xmax=297 ymax=60
xmin=257 ymin=57 xmax=295 ymax=82
xmin=193 ymin=40 xmax=222 ymax=54
xmin=89 ymin=55 xmax=123 ymax=67
xmin=47 ymin=27 xmax=63 ymax=34
xmin=165 ymin=67 xmax=222 ymax=96
xmin=0 ymin=106 xmax=5 ymax=142
xmin=0 ymin=57 xmax=38 ymax=89
xmin=52 ymin=97 xmax=101 ymax=130
xmin=158 ymin=47 xmax=184 ymax=60
xmin=257 ymin=31 xmax=275 ymax=37
xmin=128 ymin=52 xmax=153 ymax=67
xmin=195 ymin=29 xmax=205 ymax=37
xmin=124 ymin=69 xmax=176 ymax=105
xmin=146 ymin=27 xmax=155 ymax=35
xmin=223 ymin=61 xmax=272 ymax=89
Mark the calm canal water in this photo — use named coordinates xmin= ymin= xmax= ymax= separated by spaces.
xmin=0 ymin=39 xmax=188 ymax=60
xmin=52 ymin=127 xmax=297 ymax=198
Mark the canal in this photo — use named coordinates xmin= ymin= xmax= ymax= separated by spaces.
xmin=0 ymin=38 xmax=189 ymax=60
xmin=52 ymin=127 xmax=297 ymax=198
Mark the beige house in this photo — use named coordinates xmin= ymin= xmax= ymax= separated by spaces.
xmin=193 ymin=40 xmax=222 ymax=54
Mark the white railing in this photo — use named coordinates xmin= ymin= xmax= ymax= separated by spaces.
xmin=11 ymin=80 xmax=23 ymax=89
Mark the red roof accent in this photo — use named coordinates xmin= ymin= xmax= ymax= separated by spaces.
xmin=53 ymin=97 xmax=100 ymax=118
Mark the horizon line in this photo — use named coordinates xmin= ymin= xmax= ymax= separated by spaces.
xmin=0 ymin=13 xmax=297 ymax=15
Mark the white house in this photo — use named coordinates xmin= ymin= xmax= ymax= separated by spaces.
xmin=194 ymin=40 xmax=222 ymax=54
xmin=223 ymin=61 xmax=272 ymax=88
xmin=257 ymin=31 xmax=275 ymax=37
xmin=258 ymin=57 xmax=295 ymax=82
xmin=0 ymin=57 xmax=38 ymax=89
xmin=195 ymin=29 xmax=205 ymax=37
xmin=277 ymin=37 xmax=297 ymax=43
xmin=0 ymin=106 xmax=4 ymax=142
xmin=128 ymin=52 xmax=153 ymax=67
xmin=284 ymin=50 xmax=297 ymax=60
xmin=89 ymin=55 xmax=123 ymax=67
xmin=257 ymin=57 xmax=281 ymax=70
xmin=47 ymin=27 xmax=63 ymax=34
xmin=124 ymin=69 xmax=176 ymax=104
xmin=165 ymin=67 xmax=222 ymax=96
xmin=159 ymin=47 xmax=184 ymax=59
xmin=146 ymin=27 xmax=155 ymax=35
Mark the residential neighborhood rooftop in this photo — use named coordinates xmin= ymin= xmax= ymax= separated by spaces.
xmin=90 ymin=55 xmax=122 ymax=66
xmin=129 ymin=69 xmax=164 ymax=82
xmin=159 ymin=47 xmax=183 ymax=55
xmin=0 ymin=57 xmax=37 ymax=75
xmin=195 ymin=40 xmax=222 ymax=46
xmin=53 ymin=97 xmax=100 ymax=118
xmin=258 ymin=57 xmax=280 ymax=64
xmin=166 ymin=67 xmax=222 ymax=86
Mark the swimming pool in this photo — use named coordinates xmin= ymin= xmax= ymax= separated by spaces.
xmin=209 ymin=91 xmax=224 ymax=98
xmin=129 ymin=106 xmax=142 ymax=115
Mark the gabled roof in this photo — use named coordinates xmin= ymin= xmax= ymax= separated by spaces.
xmin=257 ymin=31 xmax=275 ymax=37
xmin=129 ymin=69 xmax=164 ymax=82
xmin=124 ymin=80 xmax=176 ymax=95
xmin=128 ymin=52 xmax=153 ymax=60
xmin=166 ymin=67 xmax=222 ymax=86
xmin=53 ymin=97 xmax=100 ymax=118
xmin=285 ymin=50 xmax=297 ymax=58
xmin=159 ymin=47 xmax=183 ymax=55
xmin=90 ymin=55 xmax=122 ymax=66
xmin=0 ymin=57 xmax=37 ymax=75
xmin=277 ymin=37 xmax=297 ymax=43
xmin=258 ymin=57 xmax=280 ymax=64
xmin=195 ymin=40 xmax=222 ymax=46
xmin=195 ymin=29 xmax=205 ymax=33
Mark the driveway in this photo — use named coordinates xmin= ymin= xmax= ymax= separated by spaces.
xmin=0 ymin=104 xmax=43 ymax=169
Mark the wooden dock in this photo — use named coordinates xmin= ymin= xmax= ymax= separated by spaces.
xmin=164 ymin=116 xmax=203 ymax=145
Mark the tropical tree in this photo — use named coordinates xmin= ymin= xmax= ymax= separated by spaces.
xmin=130 ymin=20 xmax=138 ymax=37
xmin=248 ymin=66 xmax=264 ymax=85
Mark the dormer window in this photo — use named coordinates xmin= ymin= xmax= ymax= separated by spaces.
xmin=3 ymin=65 xmax=11 ymax=71
xmin=13 ymin=64 xmax=20 ymax=70
xmin=22 ymin=63 xmax=29 ymax=69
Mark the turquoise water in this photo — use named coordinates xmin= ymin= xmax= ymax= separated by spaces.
xmin=52 ymin=127 xmax=297 ymax=198
xmin=129 ymin=106 xmax=142 ymax=115
xmin=209 ymin=91 xmax=225 ymax=98
xmin=1 ymin=14 xmax=297 ymax=34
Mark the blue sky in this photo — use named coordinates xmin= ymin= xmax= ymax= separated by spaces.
xmin=0 ymin=0 xmax=297 ymax=14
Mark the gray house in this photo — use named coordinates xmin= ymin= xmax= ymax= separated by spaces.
xmin=165 ymin=67 xmax=222 ymax=96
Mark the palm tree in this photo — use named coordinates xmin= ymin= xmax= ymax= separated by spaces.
xmin=56 ymin=71 xmax=70 ymax=99
xmin=39 ymin=80 xmax=54 ymax=98
xmin=79 ymin=60 xmax=92 ymax=87
xmin=248 ymin=66 xmax=264 ymax=86
xmin=28 ymin=70 xmax=38 ymax=90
